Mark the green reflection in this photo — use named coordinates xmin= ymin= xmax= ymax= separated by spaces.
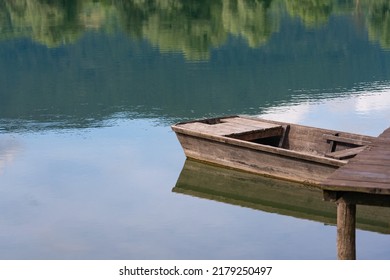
xmin=2 ymin=0 xmax=390 ymax=59
xmin=367 ymin=0 xmax=390 ymax=50
xmin=173 ymin=159 xmax=390 ymax=234
xmin=1 ymin=0 xmax=390 ymax=131
xmin=0 ymin=0 xmax=82 ymax=47
xmin=121 ymin=0 xmax=227 ymax=61
xmin=114 ymin=0 xmax=279 ymax=60
xmin=285 ymin=0 xmax=333 ymax=28
xmin=222 ymin=0 xmax=278 ymax=48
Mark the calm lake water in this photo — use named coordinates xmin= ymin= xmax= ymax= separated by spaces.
xmin=1 ymin=0 xmax=390 ymax=260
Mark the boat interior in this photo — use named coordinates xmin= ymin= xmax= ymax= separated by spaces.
xmin=176 ymin=116 xmax=374 ymax=160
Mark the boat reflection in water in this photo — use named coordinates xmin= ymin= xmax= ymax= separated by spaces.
xmin=173 ymin=159 xmax=390 ymax=234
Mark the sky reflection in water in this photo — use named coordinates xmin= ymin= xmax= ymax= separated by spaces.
xmin=260 ymin=83 xmax=390 ymax=136
xmin=0 ymin=119 xmax=334 ymax=259
xmin=1 ymin=96 xmax=390 ymax=259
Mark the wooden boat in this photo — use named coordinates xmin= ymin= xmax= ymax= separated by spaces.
xmin=173 ymin=159 xmax=390 ymax=234
xmin=171 ymin=115 xmax=376 ymax=185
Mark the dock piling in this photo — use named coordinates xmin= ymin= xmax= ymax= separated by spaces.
xmin=322 ymin=126 xmax=390 ymax=260
xmin=337 ymin=200 xmax=356 ymax=260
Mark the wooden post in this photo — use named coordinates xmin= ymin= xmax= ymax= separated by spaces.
xmin=337 ymin=200 xmax=356 ymax=260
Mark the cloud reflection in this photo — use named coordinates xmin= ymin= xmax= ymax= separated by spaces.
xmin=355 ymin=89 xmax=390 ymax=114
xmin=0 ymin=137 xmax=21 ymax=176
xmin=259 ymin=83 xmax=390 ymax=136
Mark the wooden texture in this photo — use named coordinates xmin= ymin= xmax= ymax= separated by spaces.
xmin=325 ymin=146 xmax=367 ymax=160
xmin=322 ymin=127 xmax=390 ymax=194
xmin=286 ymin=125 xmax=373 ymax=156
xmin=324 ymin=190 xmax=390 ymax=207
xmin=337 ymin=201 xmax=356 ymax=260
xmin=172 ymin=116 xmax=375 ymax=184
xmin=178 ymin=117 xmax=282 ymax=136
xmin=177 ymin=118 xmax=284 ymax=141
xmin=175 ymin=133 xmax=340 ymax=184
xmin=323 ymin=134 xmax=372 ymax=146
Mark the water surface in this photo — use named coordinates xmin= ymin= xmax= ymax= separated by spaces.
xmin=1 ymin=0 xmax=390 ymax=259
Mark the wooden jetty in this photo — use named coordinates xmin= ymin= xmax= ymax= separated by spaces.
xmin=172 ymin=115 xmax=375 ymax=185
xmin=173 ymin=159 xmax=390 ymax=234
xmin=322 ymin=127 xmax=390 ymax=260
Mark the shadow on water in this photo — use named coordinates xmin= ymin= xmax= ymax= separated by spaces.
xmin=173 ymin=159 xmax=390 ymax=235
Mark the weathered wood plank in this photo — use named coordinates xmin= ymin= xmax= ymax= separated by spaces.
xmin=218 ymin=120 xmax=273 ymax=132
xmin=322 ymin=179 xmax=390 ymax=192
xmin=324 ymin=169 xmax=390 ymax=183
xmin=285 ymin=125 xmax=331 ymax=155
xmin=178 ymin=119 xmax=283 ymax=140
xmin=322 ymin=125 xmax=390 ymax=194
xmin=352 ymin=152 xmax=390 ymax=161
xmin=323 ymin=134 xmax=372 ymax=146
xmin=178 ymin=122 xmax=262 ymax=136
xmin=363 ymin=145 xmax=390 ymax=151
xmin=227 ymin=126 xmax=283 ymax=141
xmin=285 ymin=126 xmax=374 ymax=156
xmin=324 ymin=161 xmax=390 ymax=182
xmin=324 ymin=190 xmax=390 ymax=207
xmin=278 ymin=125 xmax=290 ymax=148
xmin=336 ymin=163 xmax=390 ymax=174
xmin=222 ymin=117 xmax=281 ymax=129
xmin=325 ymin=146 xmax=366 ymax=160
xmin=177 ymin=122 xmax=229 ymax=135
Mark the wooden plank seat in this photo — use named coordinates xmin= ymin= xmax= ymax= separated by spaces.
xmin=178 ymin=117 xmax=284 ymax=142
xmin=323 ymin=134 xmax=371 ymax=147
xmin=323 ymin=133 xmax=371 ymax=160
xmin=325 ymin=146 xmax=367 ymax=160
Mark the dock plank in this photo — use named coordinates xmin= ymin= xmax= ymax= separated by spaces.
xmin=353 ymin=152 xmax=390 ymax=160
xmin=323 ymin=179 xmax=390 ymax=194
xmin=322 ymin=127 xmax=390 ymax=194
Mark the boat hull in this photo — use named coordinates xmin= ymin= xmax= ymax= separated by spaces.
xmin=175 ymin=132 xmax=338 ymax=184
xmin=172 ymin=116 xmax=375 ymax=185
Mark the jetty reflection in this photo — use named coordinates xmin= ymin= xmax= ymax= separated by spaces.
xmin=173 ymin=159 xmax=390 ymax=235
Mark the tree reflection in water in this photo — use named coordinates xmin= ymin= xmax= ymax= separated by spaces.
xmin=1 ymin=0 xmax=390 ymax=59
